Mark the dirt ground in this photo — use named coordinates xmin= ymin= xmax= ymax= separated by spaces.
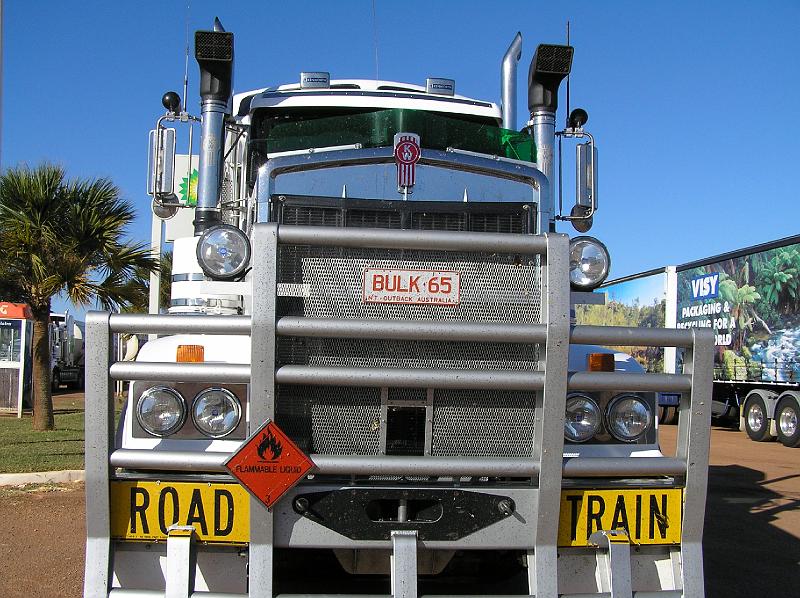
xmin=0 ymin=421 xmax=798 ymax=598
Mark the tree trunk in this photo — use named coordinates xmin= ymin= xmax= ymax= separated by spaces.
xmin=31 ymin=302 xmax=53 ymax=431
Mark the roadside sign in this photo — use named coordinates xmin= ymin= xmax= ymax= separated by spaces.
xmin=224 ymin=419 xmax=315 ymax=509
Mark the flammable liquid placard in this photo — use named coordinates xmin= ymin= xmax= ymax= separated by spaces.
xmin=224 ymin=419 xmax=315 ymax=509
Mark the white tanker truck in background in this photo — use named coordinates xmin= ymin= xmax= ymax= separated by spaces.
xmin=50 ymin=312 xmax=85 ymax=391
xmin=83 ymin=20 xmax=713 ymax=598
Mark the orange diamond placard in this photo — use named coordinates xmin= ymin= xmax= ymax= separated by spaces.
xmin=224 ymin=419 xmax=315 ymax=509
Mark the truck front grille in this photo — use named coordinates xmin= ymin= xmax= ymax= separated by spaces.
xmin=272 ymin=195 xmax=541 ymax=458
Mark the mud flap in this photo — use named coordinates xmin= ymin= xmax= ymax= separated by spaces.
xmin=165 ymin=525 xmax=197 ymax=598
xmin=589 ymin=529 xmax=632 ymax=598
xmin=391 ymin=530 xmax=418 ymax=598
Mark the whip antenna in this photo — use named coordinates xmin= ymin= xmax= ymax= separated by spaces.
xmin=565 ymin=20 xmax=571 ymax=127
xmin=372 ymin=0 xmax=380 ymax=79
xmin=182 ymin=1 xmax=191 ymax=110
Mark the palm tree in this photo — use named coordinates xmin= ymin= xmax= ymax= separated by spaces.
xmin=120 ymin=250 xmax=173 ymax=313
xmin=0 ymin=164 xmax=157 ymax=431
xmin=718 ymin=278 xmax=769 ymax=352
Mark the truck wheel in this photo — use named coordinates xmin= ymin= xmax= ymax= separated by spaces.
xmin=51 ymin=370 xmax=61 ymax=393
xmin=659 ymin=406 xmax=678 ymax=425
xmin=744 ymin=395 xmax=772 ymax=442
xmin=775 ymin=396 xmax=800 ymax=448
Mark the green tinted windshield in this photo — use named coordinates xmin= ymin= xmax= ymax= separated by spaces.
xmin=249 ymin=108 xmax=535 ymax=163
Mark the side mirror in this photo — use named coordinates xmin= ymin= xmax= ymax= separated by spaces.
xmin=570 ymin=141 xmax=597 ymax=232
xmin=575 ymin=141 xmax=597 ymax=209
xmin=147 ymin=127 xmax=176 ymax=197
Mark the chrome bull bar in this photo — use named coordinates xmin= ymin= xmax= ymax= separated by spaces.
xmin=85 ymin=223 xmax=713 ymax=598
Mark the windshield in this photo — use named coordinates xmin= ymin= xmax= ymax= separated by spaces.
xmin=248 ymin=107 xmax=535 ymax=188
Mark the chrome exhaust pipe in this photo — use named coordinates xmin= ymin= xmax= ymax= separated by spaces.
xmin=501 ymin=32 xmax=523 ymax=130
xmin=528 ymin=43 xmax=573 ymax=232
xmin=194 ymin=19 xmax=234 ymax=235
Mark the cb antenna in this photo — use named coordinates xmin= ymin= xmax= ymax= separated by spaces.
xmin=565 ymin=20 xmax=571 ymax=128
xmin=182 ymin=1 xmax=191 ymax=113
xmin=372 ymin=0 xmax=380 ymax=79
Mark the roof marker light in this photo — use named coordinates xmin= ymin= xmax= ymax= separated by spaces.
xmin=300 ymin=72 xmax=330 ymax=89
xmin=426 ymin=78 xmax=455 ymax=96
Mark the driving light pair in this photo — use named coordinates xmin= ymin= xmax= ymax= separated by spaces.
xmin=196 ymin=224 xmax=251 ymax=279
xmin=569 ymin=236 xmax=610 ymax=290
xmin=136 ymin=386 xmax=241 ymax=438
xmin=565 ymin=393 xmax=652 ymax=442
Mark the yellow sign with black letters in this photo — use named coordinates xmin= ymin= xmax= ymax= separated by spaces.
xmin=558 ymin=488 xmax=682 ymax=547
xmin=111 ymin=481 xmax=250 ymax=544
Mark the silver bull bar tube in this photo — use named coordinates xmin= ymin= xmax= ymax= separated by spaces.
xmin=85 ymin=223 xmax=712 ymax=598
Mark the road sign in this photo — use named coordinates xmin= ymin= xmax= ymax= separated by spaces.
xmin=224 ymin=419 xmax=315 ymax=509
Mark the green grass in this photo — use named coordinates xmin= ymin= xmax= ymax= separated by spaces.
xmin=0 ymin=410 xmax=85 ymax=473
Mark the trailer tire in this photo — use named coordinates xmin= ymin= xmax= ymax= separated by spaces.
xmin=775 ymin=395 xmax=800 ymax=448
xmin=659 ymin=406 xmax=678 ymax=425
xmin=743 ymin=395 xmax=772 ymax=442
xmin=51 ymin=370 xmax=61 ymax=393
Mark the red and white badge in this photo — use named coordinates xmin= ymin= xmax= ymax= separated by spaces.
xmin=394 ymin=132 xmax=421 ymax=188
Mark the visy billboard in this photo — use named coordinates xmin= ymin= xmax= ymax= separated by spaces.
xmin=676 ymin=241 xmax=800 ymax=381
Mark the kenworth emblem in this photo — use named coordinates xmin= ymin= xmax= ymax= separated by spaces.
xmin=394 ymin=132 xmax=421 ymax=190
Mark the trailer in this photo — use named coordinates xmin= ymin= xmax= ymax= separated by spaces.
xmin=83 ymin=21 xmax=713 ymax=598
xmin=584 ymin=235 xmax=800 ymax=448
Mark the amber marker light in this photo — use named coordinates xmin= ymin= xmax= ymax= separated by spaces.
xmin=587 ymin=353 xmax=615 ymax=372
xmin=177 ymin=344 xmax=205 ymax=363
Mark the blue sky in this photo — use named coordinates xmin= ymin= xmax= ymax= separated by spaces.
xmin=3 ymin=1 xmax=799 ymax=315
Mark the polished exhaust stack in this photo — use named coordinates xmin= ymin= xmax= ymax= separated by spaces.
xmin=193 ymin=18 xmax=234 ymax=235
xmin=527 ymin=44 xmax=573 ymax=232
xmin=500 ymin=32 xmax=522 ymax=130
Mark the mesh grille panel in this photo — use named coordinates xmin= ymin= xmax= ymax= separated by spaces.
xmin=273 ymin=196 xmax=542 ymax=459
xmin=432 ymin=389 xmax=536 ymax=457
xmin=275 ymin=385 xmax=380 ymax=455
xmin=278 ymin=250 xmax=541 ymax=323
xmin=195 ymin=31 xmax=234 ymax=61
xmin=534 ymin=44 xmax=573 ymax=75
xmin=277 ymin=337 xmax=539 ymax=371
xmin=283 ymin=205 xmax=342 ymax=227
xmin=411 ymin=211 xmax=467 ymax=232
xmin=347 ymin=209 xmax=401 ymax=229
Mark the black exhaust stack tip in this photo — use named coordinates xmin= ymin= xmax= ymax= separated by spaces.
xmin=193 ymin=210 xmax=221 ymax=234
xmin=527 ymin=44 xmax=574 ymax=113
xmin=195 ymin=27 xmax=234 ymax=102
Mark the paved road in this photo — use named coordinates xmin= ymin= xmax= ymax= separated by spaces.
xmin=0 ymin=423 xmax=797 ymax=598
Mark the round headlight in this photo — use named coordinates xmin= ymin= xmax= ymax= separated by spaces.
xmin=196 ymin=224 xmax=251 ymax=279
xmin=569 ymin=236 xmax=610 ymax=290
xmin=136 ymin=386 xmax=186 ymax=437
xmin=192 ymin=388 xmax=242 ymax=438
xmin=606 ymin=394 xmax=652 ymax=442
xmin=565 ymin=394 xmax=602 ymax=442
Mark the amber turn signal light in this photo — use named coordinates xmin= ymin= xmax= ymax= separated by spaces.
xmin=587 ymin=352 xmax=615 ymax=372
xmin=177 ymin=344 xmax=205 ymax=363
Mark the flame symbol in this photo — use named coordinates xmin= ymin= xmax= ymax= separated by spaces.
xmin=257 ymin=429 xmax=283 ymax=461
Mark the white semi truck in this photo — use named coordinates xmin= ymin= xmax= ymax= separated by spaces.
xmin=84 ymin=21 xmax=713 ymax=598
xmin=50 ymin=312 xmax=85 ymax=390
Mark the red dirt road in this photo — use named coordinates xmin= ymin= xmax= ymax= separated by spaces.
xmin=0 ymin=423 xmax=798 ymax=598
